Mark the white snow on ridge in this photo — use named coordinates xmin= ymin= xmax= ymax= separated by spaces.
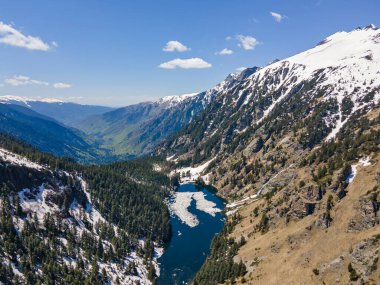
xmin=18 ymin=185 xmax=60 ymax=222
xmin=191 ymin=27 xmax=380 ymax=136
xmin=166 ymin=154 xmax=176 ymax=161
xmin=243 ymin=25 xmax=380 ymax=138
xmin=0 ymin=147 xmax=44 ymax=170
xmin=158 ymin=92 xmax=199 ymax=107
xmin=0 ymin=95 xmax=64 ymax=105
xmin=171 ymin=157 xmax=216 ymax=183
xmin=286 ymin=25 xmax=380 ymax=72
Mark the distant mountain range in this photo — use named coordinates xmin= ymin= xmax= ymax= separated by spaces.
xmin=75 ymin=68 xmax=259 ymax=156
xmin=0 ymin=25 xmax=380 ymax=284
xmin=0 ymin=103 xmax=107 ymax=162
xmin=1 ymin=25 xmax=380 ymax=165
xmin=160 ymin=25 xmax=380 ymax=162
xmin=0 ymin=95 xmax=114 ymax=126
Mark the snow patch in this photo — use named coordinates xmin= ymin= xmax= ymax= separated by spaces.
xmin=346 ymin=157 xmax=372 ymax=184
xmin=0 ymin=148 xmax=45 ymax=170
xmin=166 ymin=154 xmax=176 ymax=161
xmin=171 ymin=157 xmax=216 ymax=183
xmin=153 ymin=164 xmax=162 ymax=172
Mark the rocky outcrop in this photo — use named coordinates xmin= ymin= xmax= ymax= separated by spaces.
xmin=348 ymin=194 xmax=380 ymax=232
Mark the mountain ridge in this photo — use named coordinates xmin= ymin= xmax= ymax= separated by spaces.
xmin=0 ymin=95 xmax=114 ymax=127
xmin=76 ymin=67 xmax=259 ymax=156
xmin=0 ymin=24 xmax=379 ymax=285
xmin=0 ymin=103 xmax=107 ymax=162
xmin=162 ymin=25 xmax=380 ymax=285
xmin=0 ymin=133 xmax=171 ymax=284
xmin=160 ymin=24 xmax=380 ymax=160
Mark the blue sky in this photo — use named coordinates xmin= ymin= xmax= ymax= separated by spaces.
xmin=0 ymin=0 xmax=379 ymax=106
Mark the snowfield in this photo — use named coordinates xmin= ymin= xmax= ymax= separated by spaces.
xmin=180 ymin=25 xmax=380 ymax=145
xmin=0 ymin=147 xmax=45 ymax=170
xmin=251 ymin=25 xmax=380 ymax=139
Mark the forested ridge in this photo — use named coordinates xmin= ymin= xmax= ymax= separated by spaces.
xmin=193 ymin=213 xmax=247 ymax=285
xmin=0 ymin=134 xmax=171 ymax=284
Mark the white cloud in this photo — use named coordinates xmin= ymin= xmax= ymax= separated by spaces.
xmin=53 ymin=82 xmax=71 ymax=89
xmin=236 ymin=35 xmax=260 ymax=50
xmin=270 ymin=12 xmax=285 ymax=23
xmin=4 ymin=75 xmax=49 ymax=86
xmin=159 ymin=58 xmax=212 ymax=69
xmin=163 ymin=40 xmax=190 ymax=52
xmin=217 ymin=48 xmax=233 ymax=55
xmin=4 ymin=75 xmax=71 ymax=89
xmin=0 ymin=21 xmax=53 ymax=51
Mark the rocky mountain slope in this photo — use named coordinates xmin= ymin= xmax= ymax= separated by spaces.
xmin=76 ymin=68 xmax=259 ymax=156
xmin=0 ymin=134 xmax=171 ymax=284
xmin=0 ymin=95 xmax=113 ymax=127
xmin=0 ymin=24 xmax=379 ymax=285
xmin=162 ymin=25 xmax=380 ymax=284
xmin=162 ymin=25 xmax=380 ymax=163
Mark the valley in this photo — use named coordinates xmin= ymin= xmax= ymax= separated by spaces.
xmin=0 ymin=18 xmax=380 ymax=285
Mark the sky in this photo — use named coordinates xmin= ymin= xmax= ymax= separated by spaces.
xmin=0 ymin=0 xmax=379 ymax=107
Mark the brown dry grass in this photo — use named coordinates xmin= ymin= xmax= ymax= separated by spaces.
xmin=229 ymin=155 xmax=380 ymax=285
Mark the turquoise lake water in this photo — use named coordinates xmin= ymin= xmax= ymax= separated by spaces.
xmin=156 ymin=183 xmax=225 ymax=285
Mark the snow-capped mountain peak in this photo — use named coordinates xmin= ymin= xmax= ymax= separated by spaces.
xmin=286 ymin=24 xmax=380 ymax=71
xmin=158 ymin=92 xmax=199 ymax=107
xmin=241 ymin=25 xmax=380 ymax=136
xmin=163 ymin=25 xmax=380 ymax=158
xmin=362 ymin=24 xmax=377 ymax=30
xmin=0 ymin=95 xmax=64 ymax=106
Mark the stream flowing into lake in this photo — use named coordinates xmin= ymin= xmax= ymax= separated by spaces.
xmin=157 ymin=183 xmax=225 ymax=285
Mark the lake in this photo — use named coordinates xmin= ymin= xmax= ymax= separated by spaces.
xmin=157 ymin=183 xmax=225 ymax=285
